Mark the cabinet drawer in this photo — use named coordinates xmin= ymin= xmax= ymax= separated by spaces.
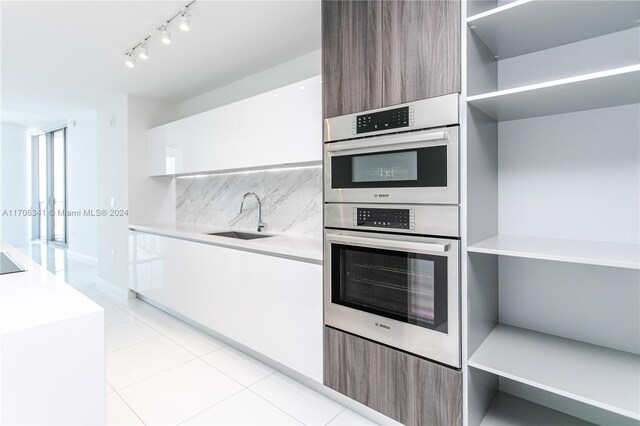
xmin=324 ymin=326 xmax=461 ymax=426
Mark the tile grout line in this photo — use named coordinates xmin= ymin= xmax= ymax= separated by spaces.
xmin=103 ymin=311 xmax=136 ymax=328
xmin=176 ymin=387 xmax=247 ymax=425
xmin=195 ymin=344 xmax=228 ymax=359
xmin=324 ymin=407 xmax=347 ymax=426
xmin=163 ymin=331 xmax=228 ymax=358
xmin=246 ymin=387 xmax=307 ymax=425
xmin=106 ymin=332 xmax=161 ymax=355
xmin=198 ymin=355 xmax=266 ymax=389
xmin=248 ymin=373 xmax=350 ymax=426
xmin=138 ymin=314 xmax=230 ymax=358
xmin=246 ymin=369 xmax=277 ymax=388
xmin=112 ymin=389 xmax=147 ymax=425
xmin=112 ymin=357 xmax=197 ymax=394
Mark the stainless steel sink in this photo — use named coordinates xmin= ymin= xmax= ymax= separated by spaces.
xmin=206 ymin=231 xmax=272 ymax=240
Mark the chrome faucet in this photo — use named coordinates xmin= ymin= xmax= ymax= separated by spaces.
xmin=240 ymin=192 xmax=266 ymax=232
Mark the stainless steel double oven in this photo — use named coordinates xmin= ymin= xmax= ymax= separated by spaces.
xmin=323 ymin=94 xmax=461 ymax=368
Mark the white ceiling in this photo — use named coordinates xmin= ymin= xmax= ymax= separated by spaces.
xmin=1 ymin=0 xmax=321 ymax=126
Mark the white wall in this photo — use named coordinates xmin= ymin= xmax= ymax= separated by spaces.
xmin=498 ymin=104 xmax=640 ymax=244
xmin=96 ymin=95 xmax=177 ymax=294
xmin=0 ymin=123 xmax=29 ymax=247
xmin=96 ymin=96 xmax=129 ymax=292
xmin=174 ymin=49 xmax=320 ymax=120
xmin=127 ymin=96 xmax=176 ymax=225
xmin=66 ymin=117 xmax=98 ymax=259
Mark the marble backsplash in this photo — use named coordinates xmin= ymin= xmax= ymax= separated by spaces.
xmin=175 ymin=166 xmax=322 ymax=237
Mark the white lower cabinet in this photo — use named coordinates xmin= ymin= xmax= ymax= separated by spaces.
xmin=208 ymin=246 xmax=259 ymax=348
xmin=129 ymin=231 xmax=323 ymax=381
xmin=257 ymin=255 xmax=323 ymax=382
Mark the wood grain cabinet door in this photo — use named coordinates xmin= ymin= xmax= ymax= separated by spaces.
xmin=382 ymin=0 xmax=461 ymax=106
xmin=322 ymin=0 xmax=383 ymax=118
xmin=325 ymin=327 xmax=462 ymax=426
xmin=374 ymin=343 xmax=462 ymax=426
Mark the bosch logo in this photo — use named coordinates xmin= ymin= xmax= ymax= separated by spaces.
xmin=374 ymin=194 xmax=389 ymax=198
xmin=375 ymin=322 xmax=391 ymax=330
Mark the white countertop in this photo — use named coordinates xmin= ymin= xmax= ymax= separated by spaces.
xmin=0 ymin=244 xmax=103 ymax=336
xmin=129 ymin=223 xmax=323 ymax=264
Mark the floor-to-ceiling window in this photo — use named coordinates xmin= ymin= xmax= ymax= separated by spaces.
xmin=32 ymin=127 xmax=67 ymax=244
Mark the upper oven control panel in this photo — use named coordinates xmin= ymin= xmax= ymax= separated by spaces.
xmin=354 ymin=106 xmax=413 ymax=134
xmin=323 ymin=93 xmax=459 ymax=143
xmin=354 ymin=207 xmax=415 ymax=230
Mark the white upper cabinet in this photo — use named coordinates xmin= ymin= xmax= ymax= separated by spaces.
xmin=148 ymin=76 xmax=322 ymax=176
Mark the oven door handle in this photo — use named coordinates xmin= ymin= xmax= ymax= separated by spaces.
xmin=326 ymin=234 xmax=450 ymax=253
xmin=325 ymin=130 xmax=448 ymax=157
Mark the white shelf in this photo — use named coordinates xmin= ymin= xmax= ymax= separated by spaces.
xmin=468 ymin=235 xmax=640 ymax=269
xmin=480 ymin=392 xmax=591 ymax=426
xmin=467 ymin=65 xmax=640 ymax=121
xmin=468 ymin=324 xmax=640 ymax=420
xmin=467 ymin=0 xmax=640 ymax=59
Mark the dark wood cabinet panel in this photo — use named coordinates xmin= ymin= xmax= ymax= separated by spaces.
xmin=322 ymin=0 xmax=461 ymax=118
xmin=382 ymin=0 xmax=461 ymax=106
xmin=324 ymin=327 xmax=462 ymax=426
xmin=324 ymin=325 xmax=377 ymax=407
xmin=322 ymin=0 xmax=383 ymax=118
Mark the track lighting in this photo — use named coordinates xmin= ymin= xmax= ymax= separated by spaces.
xmin=125 ymin=52 xmax=136 ymax=68
xmin=179 ymin=10 xmax=191 ymax=32
xmin=123 ymin=0 xmax=196 ymax=68
xmin=138 ymin=42 xmax=148 ymax=60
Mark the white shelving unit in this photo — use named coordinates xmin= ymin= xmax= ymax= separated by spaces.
xmin=480 ymin=392 xmax=593 ymax=426
xmin=468 ymin=235 xmax=640 ymax=269
xmin=463 ymin=1 xmax=640 ymax=425
xmin=467 ymin=65 xmax=640 ymax=121
xmin=467 ymin=0 xmax=640 ymax=59
xmin=469 ymin=325 xmax=640 ymax=420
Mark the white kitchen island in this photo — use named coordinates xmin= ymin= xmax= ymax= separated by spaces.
xmin=0 ymin=244 xmax=105 ymax=425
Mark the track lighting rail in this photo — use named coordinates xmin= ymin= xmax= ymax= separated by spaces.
xmin=124 ymin=0 xmax=196 ymax=68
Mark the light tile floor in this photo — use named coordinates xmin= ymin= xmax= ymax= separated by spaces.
xmin=23 ymin=242 xmax=378 ymax=425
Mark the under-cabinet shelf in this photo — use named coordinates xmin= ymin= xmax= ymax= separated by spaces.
xmin=480 ymin=392 xmax=592 ymax=426
xmin=467 ymin=235 xmax=640 ymax=270
xmin=467 ymin=65 xmax=640 ymax=121
xmin=468 ymin=324 xmax=640 ymax=420
xmin=467 ymin=0 xmax=640 ymax=60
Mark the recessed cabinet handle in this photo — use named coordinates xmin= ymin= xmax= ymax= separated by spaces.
xmin=325 ymin=130 xmax=449 ymax=156
xmin=327 ymin=234 xmax=450 ymax=254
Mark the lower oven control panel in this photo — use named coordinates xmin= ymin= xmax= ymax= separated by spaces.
xmin=354 ymin=207 xmax=415 ymax=230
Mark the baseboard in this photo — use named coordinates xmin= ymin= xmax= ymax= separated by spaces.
xmin=66 ymin=249 xmax=98 ymax=264
xmin=95 ymin=277 xmax=133 ymax=303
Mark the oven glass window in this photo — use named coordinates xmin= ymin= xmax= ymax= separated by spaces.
xmin=331 ymin=244 xmax=448 ymax=333
xmin=331 ymin=145 xmax=447 ymax=189
xmin=352 ymin=151 xmax=418 ymax=182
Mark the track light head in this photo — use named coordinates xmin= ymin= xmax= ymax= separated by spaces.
xmin=125 ymin=52 xmax=136 ymax=68
xmin=138 ymin=42 xmax=148 ymax=60
xmin=179 ymin=10 xmax=191 ymax=32
xmin=161 ymin=25 xmax=171 ymax=44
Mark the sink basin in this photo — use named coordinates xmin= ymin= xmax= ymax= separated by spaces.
xmin=206 ymin=231 xmax=272 ymax=240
